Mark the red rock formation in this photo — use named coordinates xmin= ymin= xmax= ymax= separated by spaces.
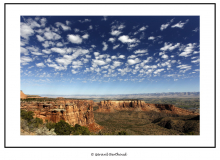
xmin=96 ymin=100 xmax=199 ymax=116
xmin=20 ymin=90 xmax=27 ymax=99
xmin=20 ymin=100 xmax=99 ymax=128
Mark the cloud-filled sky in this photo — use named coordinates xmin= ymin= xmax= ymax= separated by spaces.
xmin=20 ymin=16 xmax=200 ymax=95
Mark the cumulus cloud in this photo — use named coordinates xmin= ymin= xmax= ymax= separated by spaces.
xmin=191 ymin=59 xmax=200 ymax=63
xmin=20 ymin=56 xmax=33 ymax=65
xmin=160 ymin=19 xmax=174 ymax=31
xmin=55 ymin=22 xmax=71 ymax=31
xmin=148 ymin=36 xmax=155 ymax=40
xmin=119 ymin=35 xmax=137 ymax=43
xmin=171 ymin=19 xmax=189 ymax=29
xmin=44 ymin=31 xmax=61 ymax=40
xmin=102 ymin=42 xmax=108 ymax=51
xmin=134 ymin=49 xmax=148 ymax=54
xmin=113 ymin=44 xmax=120 ymax=50
xmin=67 ymin=34 xmax=82 ymax=44
xmin=20 ymin=47 xmax=29 ymax=55
xmin=111 ymin=61 xmax=122 ymax=69
xmin=111 ymin=30 xmax=122 ymax=36
xmin=92 ymin=59 xmax=106 ymax=66
xmin=56 ymin=42 xmax=63 ymax=47
xmin=154 ymin=69 xmax=164 ymax=74
xmin=36 ymin=62 xmax=46 ymax=67
xmin=108 ymin=38 xmax=116 ymax=43
xmin=20 ymin=23 xmax=34 ymax=40
xmin=179 ymin=43 xmax=195 ymax=57
xmin=42 ymin=41 xmax=55 ymax=48
xmin=51 ymin=48 xmax=67 ymax=55
xmin=118 ymin=55 xmax=125 ymax=59
xmin=161 ymin=54 xmax=169 ymax=59
xmin=127 ymin=58 xmax=141 ymax=65
xmin=36 ymin=35 xmax=45 ymax=42
xmin=94 ymin=52 xmax=100 ymax=57
xmin=31 ymin=52 xmax=44 ymax=55
xmin=82 ymin=34 xmax=89 ymax=39
xmin=72 ymin=60 xmax=83 ymax=68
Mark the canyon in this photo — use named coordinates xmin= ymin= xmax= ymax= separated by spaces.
xmin=20 ymin=91 xmax=199 ymax=134
xmin=97 ymin=100 xmax=199 ymax=115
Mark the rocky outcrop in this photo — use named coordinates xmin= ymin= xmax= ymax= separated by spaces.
xmin=20 ymin=90 xmax=27 ymax=99
xmin=96 ymin=100 xmax=199 ymax=116
xmin=20 ymin=100 xmax=97 ymax=127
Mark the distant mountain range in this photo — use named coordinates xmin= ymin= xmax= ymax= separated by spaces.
xmin=38 ymin=92 xmax=200 ymax=99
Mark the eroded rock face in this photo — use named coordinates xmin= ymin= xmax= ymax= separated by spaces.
xmin=20 ymin=90 xmax=27 ymax=99
xmin=97 ymin=100 xmax=199 ymax=116
xmin=20 ymin=100 xmax=95 ymax=126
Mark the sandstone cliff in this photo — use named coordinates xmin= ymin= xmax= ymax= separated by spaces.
xmin=96 ymin=100 xmax=199 ymax=116
xmin=20 ymin=90 xmax=27 ymax=99
xmin=20 ymin=99 xmax=101 ymax=130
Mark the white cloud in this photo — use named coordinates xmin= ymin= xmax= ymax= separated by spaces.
xmin=94 ymin=52 xmax=100 ymax=57
xmin=148 ymin=36 xmax=155 ymax=40
xmin=67 ymin=34 xmax=82 ymax=44
xmin=179 ymin=43 xmax=195 ymax=57
xmin=154 ymin=69 xmax=164 ymax=74
xmin=56 ymin=42 xmax=63 ymax=47
xmin=191 ymin=59 xmax=200 ymax=63
xmin=160 ymin=23 xmax=169 ymax=31
xmin=42 ymin=41 xmax=55 ymax=48
xmin=118 ymin=35 xmax=138 ymax=43
xmin=82 ymin=34 xmax=89 ymax=39
xmin=139 ymin=26 xmax=147 ymax=31
xmin=113 ymin=44 xmax=120 ymax=50
xmin=169 ymin=43 xmax=180 ymax=51
xmin=108 ymin=38 xmax=116 ymax=43
xmin=127 ymin=58 xmax=141 ymax=65
xmin=42 ymin=49 xmax=51 ymax=54
xmin=111 ymin=55 xmax=117 ymax=59
xmin=134 ymin=49 xmax=148 ymax=54
xmin=51 ymin=48 xmax=67 ymax=55
xmin=106 ymin=58 xmax=111 ymax=63
xmin=55 ymin=22 xmax=71 ymax=31
xmin=171 ymin=19 xmax=189 ymax=29
xmin=36 ymin=35 xmax=45 ymax=42
xmin=177 ymin=64 xmax=191 ymax=70
xmin=86 ymin=55 xmax=91 ymax=58
xmin=118 ymin=55 xmax=125 ymax=59
xmin=89 ymin=25 xmax=93 ymax=30
xmin=162 ymin=54 xmax=169 ymax=59
xmin=47 ymin=63 xmax=67 ymax=71
xmin=20 ymin=47 xmax=29 ymax=55
xmin=31 ymin=52 xmax=43 ymax=55
xmin=111 ymin=61 xmax=122 ymax=69
xmin=128 ymin=55 xmax=136 ymax=59
xmin=20 ymin=56 xmax=33 ymax=65
xmin=44 ymin=31 xmax=61 ymax=40
xmin=36 ymin=62 xmax=45 ymax=67
xmin=102 ymin=42 xmax=108 ymax=51
xmin=111 ymin=30 xmax=122 ymax=36
xmin=20 ymin=23 xmax=34 ymax=39
xmin=92 ymin=59 xmax=106 ymax=66
xmin=71 ymin=70 xmax=78 ymax=74
xmin=40 ymin=18 xmax=47 ymax=27
xmin=72 ymin=60 xmax=83 ymax=68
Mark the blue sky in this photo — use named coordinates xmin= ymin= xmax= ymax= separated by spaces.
xmin=20 ymin=16 xmax=200 ymax=95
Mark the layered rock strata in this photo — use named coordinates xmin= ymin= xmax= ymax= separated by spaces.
xmin=96 ymin=100 xmax=199 ymax=115
xmin=20 ymin=100 xmax=96 ymax=126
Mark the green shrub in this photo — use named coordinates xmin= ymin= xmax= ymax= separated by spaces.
xmin=71 ymin=124 xmax=90 ymax=135
xmin=20 ymin=110 xmax=34 ymax=122
xmin=46 ymin=121 xmax=56 ymax=131
xmin=54 ymin=120 xmax=73 ymax=135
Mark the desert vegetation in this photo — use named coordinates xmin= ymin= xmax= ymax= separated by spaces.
xmin=94 ymin=110 xmax=199 ymax=135
xmin=20 ymin=109 xmax=92 ymax=135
